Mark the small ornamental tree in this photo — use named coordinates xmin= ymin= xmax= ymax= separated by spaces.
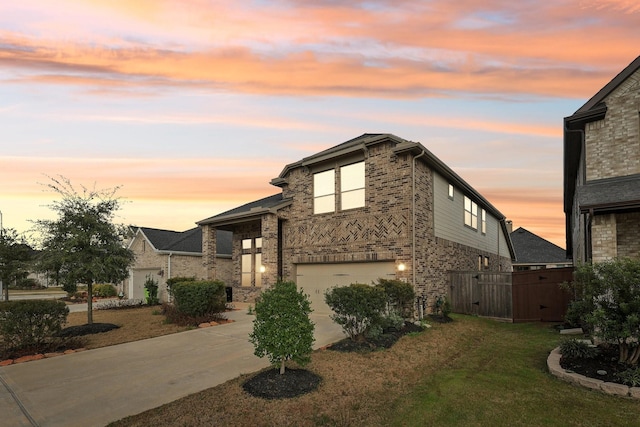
xmin=249 ymin=281 xmax=315 ymax=375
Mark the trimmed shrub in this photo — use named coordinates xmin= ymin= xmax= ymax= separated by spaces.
xmin=166 ymin=276 xmax=196 ymax=297
xmin=93 ymin=283 xmax=117 ymax=298
xmin=325 ymin=283 xmax=386 ymax=341
xmin=0 ymin=300 xmax=69 ymax=353
xmin=171 ymin=280 xmax=226 ymax=318
xmin=376 ymin=278 xmax=415 ymax=318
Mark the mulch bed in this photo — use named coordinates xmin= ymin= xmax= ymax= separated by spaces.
xmin=242 ymin=368 xmax=322 ymax=399
xmin=560 ymin=345 xmax=631 ymax=385
xmin=243 ymin=321 xmax=429 ymax=399
xmin=56 ymin=323 xmax=120 ymax=337
xmin=328 ymin=321 xmax=426 ymax=353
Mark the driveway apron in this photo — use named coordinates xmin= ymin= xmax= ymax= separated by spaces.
xmin=0 ymin=310 xmax=344 ymax=427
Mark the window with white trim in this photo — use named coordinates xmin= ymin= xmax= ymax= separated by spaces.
xmin=340 ymin=162 xmax=365 ymax=210
xmin=448 ymin=184 xmax=454 ymax=199
xmin=241 ymin=237 xmax=262 ymax=287
xmin=313 ymin=161 xmax=365 ymax=214
xmin=313 ymin=169 xmax=335 ymax=214
xmin=464 ymin=196 xmax=478 ymax=230
xmin=481 ymin=209 xmax=487 ymax=234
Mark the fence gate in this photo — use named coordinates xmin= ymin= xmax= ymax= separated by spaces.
xmin=448 ymin=271 xmax=513 ymax=321
xmin=512 ymin=267 xmax=574 ymax=322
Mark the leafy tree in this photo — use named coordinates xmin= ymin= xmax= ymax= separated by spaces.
xmin=570 ymin=258 xmax=640 ymax=366
xmin=0 ymin=228 xmax=33 ymax=301
xmin=249 ymin=281 xmax=315 ymax=375
xmin=325 ymin=283 xmax=387 ymax=341
xmin=33 ymin=176 xmax=134 ymax=324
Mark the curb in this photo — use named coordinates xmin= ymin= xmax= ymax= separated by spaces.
xmin=547 ymin=347 xmax=640 ymax=399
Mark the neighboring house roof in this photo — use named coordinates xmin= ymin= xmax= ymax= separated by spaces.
xmin=132 ymin=227 xmax=232 ymax=256
xmin=563 ymin=55 xmax=640 ymax=251
xmin=510 ymin=227 xmax=570 ymax=265
xmin=197 ymin=193 xmax=292 ymax=228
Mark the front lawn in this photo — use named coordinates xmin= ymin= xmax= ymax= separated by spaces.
xmin=110 ymin=315 xmax=640 ymax=427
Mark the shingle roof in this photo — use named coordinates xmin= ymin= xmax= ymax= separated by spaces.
xmin=577 ymin=174 xmax=640 ymax=211
xmin=510 ymin=227 xmax=570 ymax=264
xmin=197 ymin=193 xmax=291 ymax=226
xmin=135 ymin=227 xmax=231 ymax=255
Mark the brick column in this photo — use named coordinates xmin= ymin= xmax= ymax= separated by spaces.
xmin=261 ymin=213 xmax=279 ymax=289
xmin=202 ymin=224 xmax=217 ymax=280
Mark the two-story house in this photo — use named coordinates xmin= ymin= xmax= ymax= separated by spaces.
xmin=564 ymin=56 xmax=640 ymax=263
xmin=198 ymin=133 xmax=514 ymax=314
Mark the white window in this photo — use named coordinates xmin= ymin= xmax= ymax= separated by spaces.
xmin=481 ymin=209 xmax=487 ymax=234
xmin=314 ymin=169 xmax=335 ymax=214
xmin=241 ymin=237 xmax=262 ymax=287
xmin=448 ymin=184 xmax=454 ymax=199
xmin=464 ymin=196 xmax=478 ymax=230
xmin=340 ymin=162 xmax=365 ymax=210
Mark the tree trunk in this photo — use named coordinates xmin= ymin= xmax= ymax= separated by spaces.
xmin=280 ymin=358 xmax=285 ymax=375
xmin=87 ymin=282 xmax=93 ymax=325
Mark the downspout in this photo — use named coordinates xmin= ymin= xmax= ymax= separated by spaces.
xmin=167 ymin=252 xmax=173 ymax=303
xmin=412 ymin=150 xmax=426 ymax=319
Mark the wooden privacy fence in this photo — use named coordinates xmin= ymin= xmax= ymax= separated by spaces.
xmin=448 ymin=267 xmax=575 ymax=322
xmin=512 ymin=267 xmax=574 ymax=322
xmin=448 ymin=271 xmax=513 ymax=320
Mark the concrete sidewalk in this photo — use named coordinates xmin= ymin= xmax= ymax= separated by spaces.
xmin=0 ymin=308 xmax=344 ymax=427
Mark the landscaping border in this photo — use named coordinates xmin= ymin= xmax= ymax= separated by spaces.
xmin=547 ymin=347 xmax=640 ymax=399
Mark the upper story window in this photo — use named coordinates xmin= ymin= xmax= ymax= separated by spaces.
xmin=464 ymin=196 xmax=478 ymax=230
xmin=313 ymin=169 xmax=335 ymax=214
xmin=448 ymin=184 xmax=454 ymax=199
xmin=313 ymin=161 xmax=365 ymax=214
xmin=481 ymin=209 xmax=487 ymax=234
xmin=340 ymin=162 xmax=365 ymax=210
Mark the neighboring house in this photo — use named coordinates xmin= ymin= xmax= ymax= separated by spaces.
xmin=564 ymin=56 xmax=640 ymax=263
xmin=127 ymin=227 xmax=232 ymax=302
xmin=198 ymin=133 xmax=515 ymax=314
xmin=510 ymin=226 xmax=572 ymax=271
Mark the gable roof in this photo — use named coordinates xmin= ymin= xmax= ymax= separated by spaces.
xmin=510 ymin=227 xmax=570 ymax=265
xmin=563 ymin=56 xmax=640 ymax=252
xmin=132 ymin=227 xmax=232 ymax=256
xmin=197 ymin=193 xmax=292 ymax=228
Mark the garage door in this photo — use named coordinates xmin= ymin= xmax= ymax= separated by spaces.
xmin=296 ymin=262 xmax=396 ymax=315
xmin=129 ymin=268 xmax=159 ymax=301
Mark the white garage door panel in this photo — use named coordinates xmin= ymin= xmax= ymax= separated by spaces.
xmin=296 ymin=262 xmax=396 ymax=315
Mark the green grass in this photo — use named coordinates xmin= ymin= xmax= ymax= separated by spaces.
xmin=386 ymin=316 xmax=640 ymax=427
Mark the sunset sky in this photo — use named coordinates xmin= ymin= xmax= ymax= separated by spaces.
xmin=1 ymin=0 xmax=639 ymax=249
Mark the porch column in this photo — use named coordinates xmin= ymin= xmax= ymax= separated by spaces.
xmin=261 ymin=213 xmax=279 ymax=289
xmin=202 ymin=224 xmax=217 ymax=280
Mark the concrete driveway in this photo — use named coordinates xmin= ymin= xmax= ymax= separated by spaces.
xmin=0 ymin=308 xmax=344 ymax=427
